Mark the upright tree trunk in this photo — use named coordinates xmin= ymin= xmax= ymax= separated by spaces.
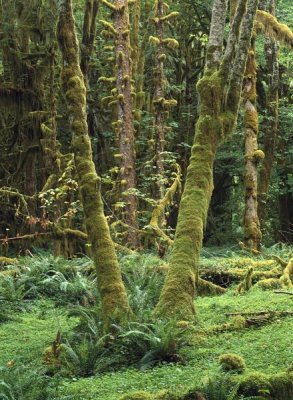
xmin=57 ymin=0 xmax=130 ymax=325
xmin=153 ymin=0 xmax=167 ymax=200
xmin=113 ymin=0 xmax=139 ymax=247
xmin=257 ymin=0 xmax=279 ymax=229
xmin=243 ymin=38 xmax=263 ymax=251
xmin=80 ymin=0 xmax=99 ymax=82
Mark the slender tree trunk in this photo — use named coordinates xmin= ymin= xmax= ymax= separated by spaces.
xmin=257 ymin=0 xmax=279 ymax=229
xmin=113 ymin=0 xmax=139 ymax=247
xmin=80 ymin=0 xmax=99 ymax=82
xmin=243 ymin=38 xmax=263 ymax=251
xmin=57 ymin=0 xmax=130 ymax=325
xmin=153 ymin=0 xmax=167 ymax=200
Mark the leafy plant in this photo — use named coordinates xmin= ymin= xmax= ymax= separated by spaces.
xmin=0 ymin=364 xmax=60 ymax=400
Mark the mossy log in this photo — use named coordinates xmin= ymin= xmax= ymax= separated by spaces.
xmin=0 ymin=257 xmax=18 ymax=266
xmin=57 ymin=0 xmax=131 ymax=325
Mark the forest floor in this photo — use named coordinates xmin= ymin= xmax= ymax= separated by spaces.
xmin=0 ymin=245 xmax=292 ymax=399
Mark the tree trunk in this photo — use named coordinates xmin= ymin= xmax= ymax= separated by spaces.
xmin=243 ymin=39 xmax=262 ymax=251
xmin=257 ymin=0 xmax=279 ymax=229
xmin=113 ymin=0 xmax=139 ymax=247
xmin=57 ymin=0 xmax=130 ymax=325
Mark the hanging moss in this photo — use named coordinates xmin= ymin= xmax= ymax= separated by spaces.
xmin=256 ymin=10 xmax=293 ymax=49
xmin=99 ymin=20 xmax=118 ymax=35
xmin=149 ymin=35 xmax=161 ymax=46
xmin=162 ymin=38 xmax=179 ymax=49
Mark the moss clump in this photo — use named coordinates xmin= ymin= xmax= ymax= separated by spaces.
xmin=0 ymin=257 xmax=18 ymax=266
xmin=219 ymin=353 xmax=246 ymax=373
xmin=120 ymin=392 xmax=153 ymax=400
xmin=149 ymin=36 xmax=160 ymax=46
xmin=253 ymin=149 xmax=265 ymax=160
xmin=237 ymin=372 xmax=272 ymax=397
xmin=257 ymin=278 xmax=282 ymax=290
xmin=270 ymin=372 xmax=293 ymax=399
xmin=232 ymin=316 xmax=246 ymax=329
xmin=154 ymin=390 xmax=178 ymax=400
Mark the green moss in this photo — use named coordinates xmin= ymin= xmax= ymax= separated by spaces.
xmin=257 ymin=278 xmax=282 ymax=290
xmin=219 ymin=353 xmax=246 ymax=373
xmin=162 ymin=38 xmax=179 ymax=49
xmin=120 ymin=391 xmax=153 ymax=400
xmin=253 ymin=149 xmax=265 ymax=160
xmin=149 ymin=36 xmax=160 ymax=46
xmin=244 ymin=108 xmax=258 ymax=132
xmin=270 ymin=372 xmax=293 ymax=399
xmin=237 ymin=372 xmax=272 ymax=397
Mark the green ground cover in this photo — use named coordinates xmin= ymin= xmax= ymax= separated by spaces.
xmin=0 ymin=248 xmax=292 ymax=399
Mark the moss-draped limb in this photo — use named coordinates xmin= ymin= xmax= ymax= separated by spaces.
xmin=255 ymin=10 xmax=293 ymax=49
xmin=57 ymin=0 xmax=131 ymax=324
xmin=148 ymin=164 xmax=181 ymax=246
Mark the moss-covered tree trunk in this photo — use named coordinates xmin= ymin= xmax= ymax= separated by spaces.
xmin=113 ymin=0 xmax=139 ymax=247
xmin=57 ymin=0 xmax=130 ymax=325
xmin=243 ymin=39 xmax=262 ymax=251
xmin=257 ymin=0 xmax=279 ymax=229
xmin=155 ymin=0 xmax=259 ymax=319
xmin=153 ymin=0 xmax=167 ymax=200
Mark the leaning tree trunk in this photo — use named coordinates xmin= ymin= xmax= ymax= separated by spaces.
xmin=242 ymin=38 xmax=263 ymax=251
xmin=257 ymin=0 xmax=279 ymax=229
xmin=155 ymin=0 xmax=258 ymax=319
xmin=57 ymin=0 xmax=130 ymax=325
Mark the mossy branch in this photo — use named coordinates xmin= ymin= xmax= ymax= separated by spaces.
xmin=148 ymin=164 xmax=181 ymax=245
xmin=255 ymin=10 xmax=293 ymax=49
xmin=159 ymin=12 xmax=179 ymax=22
xmin=100 ymin=0 xmax=117 ymax=11
xmin=99 ymin=20 xmax=118 ymax=35
xmin=162 ymin=38 xmax=179 ymax=49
